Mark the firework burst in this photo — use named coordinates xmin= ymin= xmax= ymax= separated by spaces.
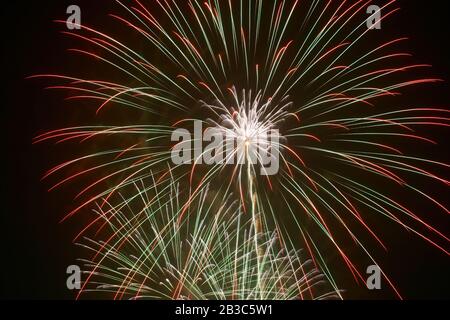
xmin=34 ymin=0 xmax=449 ymax=299
xmin=77 ymin=177 xmax=338 ymax=300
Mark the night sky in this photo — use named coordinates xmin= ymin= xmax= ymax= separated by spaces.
xmin=2 ymin=0 xmax=449 ymax=300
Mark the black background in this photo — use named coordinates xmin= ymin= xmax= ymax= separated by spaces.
xmin=1 ymin=0 xmax=449 ymax=300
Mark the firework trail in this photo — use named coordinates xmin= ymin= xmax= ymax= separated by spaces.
xmin=33 ymin=0 xmax=449 ymax=299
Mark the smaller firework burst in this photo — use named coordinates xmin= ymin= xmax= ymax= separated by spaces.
xmin=76 ymin=176 xmax=339 ymax=300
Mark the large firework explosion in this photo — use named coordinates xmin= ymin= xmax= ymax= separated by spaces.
xmin=33 ymin=0 xmax=449 ymax=299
